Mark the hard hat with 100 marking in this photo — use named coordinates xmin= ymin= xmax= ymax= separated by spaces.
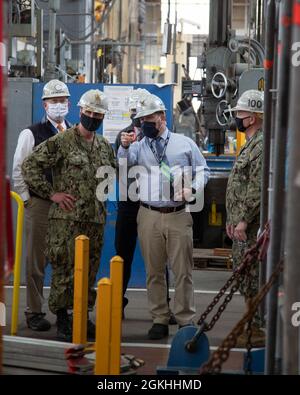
xmin=231 ymin=89 xmax=264 ymax=114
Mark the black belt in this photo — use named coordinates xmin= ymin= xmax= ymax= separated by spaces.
xmin=141 ymin=202 xmax=186 ymax=214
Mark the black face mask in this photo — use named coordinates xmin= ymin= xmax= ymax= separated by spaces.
xmin=235 ymin=116 xmax=251 ymax=132
xmin=142 ymin=121 xmax=160 ymax=139
xmin=130 ymin=114 xmax=141 ymax=128
xmin=80 ymin=113 xmax=103 ymax=131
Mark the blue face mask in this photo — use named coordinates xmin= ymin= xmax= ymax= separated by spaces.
xmin=142 ymin=121 xmax=160 ymax=139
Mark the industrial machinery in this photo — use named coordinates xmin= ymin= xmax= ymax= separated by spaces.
xmin=7 ymin=0 xmax=41 ymax=78
xmin=185 ymin=0 xmax=265 ymax=156
xmin=176 ymin=0 xmax=265 ymax=252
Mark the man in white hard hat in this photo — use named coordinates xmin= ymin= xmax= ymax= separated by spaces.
xmin=22 ymin=89 xmax=115 ymax=341
xmin=226 ymin=89 xmax=265 ymax=347
xmin=114 ymin=89 xmax=176 ymax=324
xmin=118 ymin=93 xmax=210 ymax=340
xmin=12 ymin=79 xmax=71 ymax=332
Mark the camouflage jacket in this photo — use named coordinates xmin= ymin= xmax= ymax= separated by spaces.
xmin=226 ymin=130 xmax=263 ymax=226
xmin=22 ymin=126 xmax=116 ymax=224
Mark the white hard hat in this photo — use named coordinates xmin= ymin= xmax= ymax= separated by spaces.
xmin=128 ymin=88 xmax=151 ymax=111
xmin=231 ymin=89 xmax=264 ymax=114
xmin=42 ymin=79 xmax=70 ymax=100
xmin=134 ymin=93 xmax=167 ymax=119
xmin=77 ymin=89 xmax=108 ymax=114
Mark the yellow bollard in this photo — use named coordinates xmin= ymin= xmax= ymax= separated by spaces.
xmin=10 ymin=191 xmax=24 ymax=336
xmin=73 ymin=235 xmax=89 ymax=345
xmin=209 ymin=198 xmax=222 ymax=227
xmin=211 ymin=199 xmax=217 ymax=226
xmin=109 ymin=256 xmax=124 ymax=375
xmin=95 ymin=278 xmax=112 ymax=375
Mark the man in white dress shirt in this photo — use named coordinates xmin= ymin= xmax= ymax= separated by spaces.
xmin=12 ymin=79 xmax=72 ymax=331
xmin=118 ymin=94 xmax=210 ymax=339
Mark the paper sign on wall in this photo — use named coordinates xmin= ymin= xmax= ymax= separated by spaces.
xmin=103 ymin=85 xmax=134 ymax=143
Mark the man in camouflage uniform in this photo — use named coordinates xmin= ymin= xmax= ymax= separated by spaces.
xmin=22 ymin=89 xmax=115 ymax=341
xmin=226 ymin=89 xmax=265 ymax=347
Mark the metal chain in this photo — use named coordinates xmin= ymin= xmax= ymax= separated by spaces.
xmin=197 ymin=273 xmax=240 ymax=326
xmin=202 ymin=280 xmax=240 ymax=331
xmin=199 ymin=260 xmax=283 ymax=375
xmin=197 ymin=224 xmax=270 ymax=332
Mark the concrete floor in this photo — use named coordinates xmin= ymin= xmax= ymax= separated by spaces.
xmin=3 ymin=269 xmax=247 ymax=374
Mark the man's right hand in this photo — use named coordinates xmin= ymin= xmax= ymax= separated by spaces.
xmin=120 ymin=132 xmax=135 ymax=148
xmin=50 ymin=192 xmax=76 ymax=212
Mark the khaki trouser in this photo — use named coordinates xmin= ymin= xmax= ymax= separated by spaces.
xmin=137 ymin=205 xmax=195 ymax=326
xmin=25 ymin=196 xmax=52 ymax=313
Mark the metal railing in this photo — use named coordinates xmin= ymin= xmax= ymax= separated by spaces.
xmin=10 ymin=191 xmax=24 ymax=336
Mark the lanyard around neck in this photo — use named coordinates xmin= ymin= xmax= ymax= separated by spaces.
xmin=148 ymin=132 xmax=170 ymax=165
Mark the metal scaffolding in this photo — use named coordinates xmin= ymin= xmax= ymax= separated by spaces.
xmin=259 ymin=0 xmax=276 ymax=327
xmin=283 ymin=0 xmax=300 ymax=375
xmin=262 ymin=0 xmax=300 ymax=374
xmin=0 ymin=0 xmax=6 ymax=374
xmin=265 ymin=0 xmax=292 ymax=375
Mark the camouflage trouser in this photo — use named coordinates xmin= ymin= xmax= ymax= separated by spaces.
xmin=232 ymin=225 xmax=263 ymax=326
xmin=46 ymin=219 xmax=104 ymax=314
xmin=232 ymin=225 xmax=259 ymax=298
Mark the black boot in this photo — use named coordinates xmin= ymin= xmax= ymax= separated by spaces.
xmin=56 ymin=309 xmax=72 ymax=342
xmin=25 ymin=312 xmax=51 ymax=331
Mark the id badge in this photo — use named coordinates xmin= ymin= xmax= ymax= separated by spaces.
xmin=160 ymin=160 xmax=174 ymax=182
xmin=160 ymin=161 xmax=175 ymax=200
